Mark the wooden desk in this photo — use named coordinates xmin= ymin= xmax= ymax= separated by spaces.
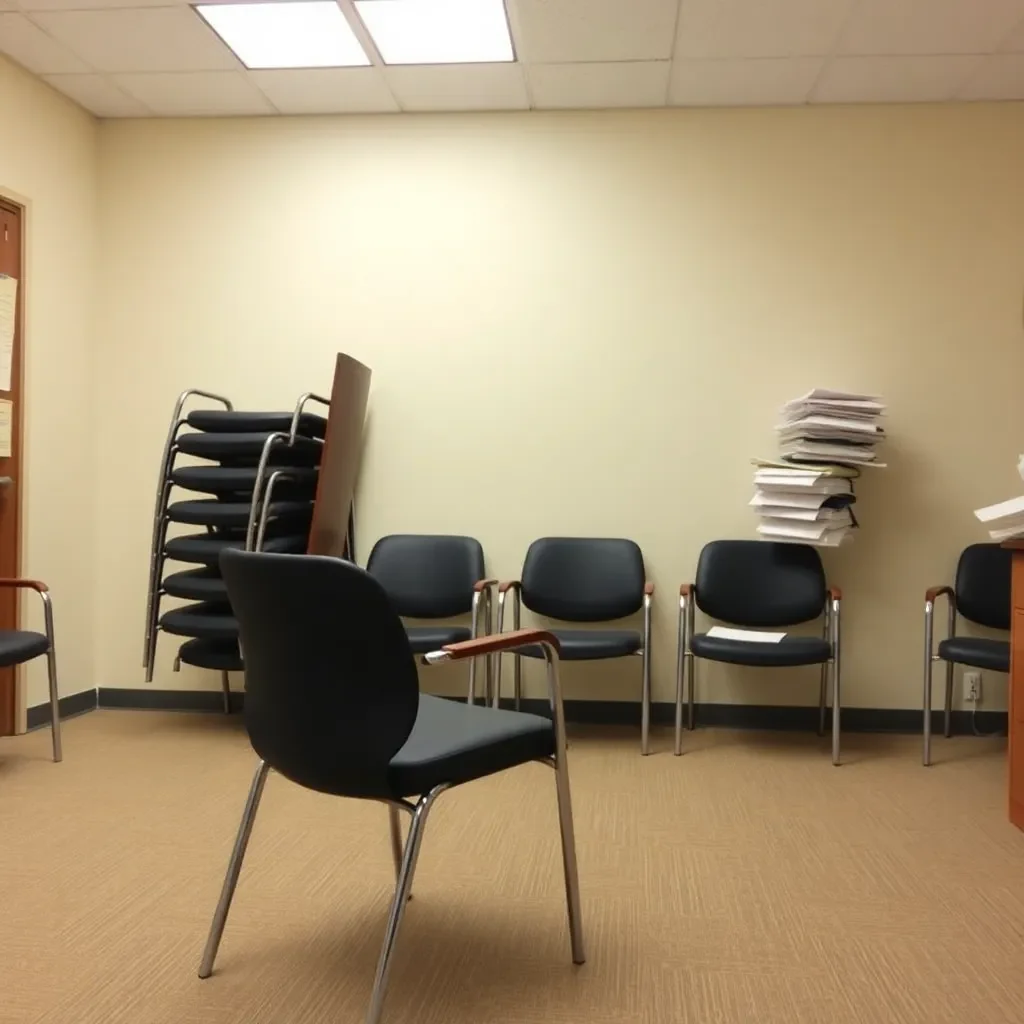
xmin=1004 ymin=540 xmax=1024 ymax=829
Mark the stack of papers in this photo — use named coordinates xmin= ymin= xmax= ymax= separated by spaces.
xmin=750 ymin=462 xmax=857 ymax=547
xmin=974 ymin=465 xmax=1024 ymax=539
xmin=776 ymin=389 xmax=887 ymax=467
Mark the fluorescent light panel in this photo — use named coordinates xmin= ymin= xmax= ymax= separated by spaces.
xmin=195 ymin=2 xmax=370 ymax=69
xmin=354 ymin=0 xmax=514 ymax=65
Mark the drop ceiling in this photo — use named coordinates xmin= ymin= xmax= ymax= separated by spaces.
xmin=1 ymin=0 xmax=1024 ymax=118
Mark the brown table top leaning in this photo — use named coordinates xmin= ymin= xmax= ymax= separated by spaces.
xmin=1001 ymin=540 xmax=1024 ymax=829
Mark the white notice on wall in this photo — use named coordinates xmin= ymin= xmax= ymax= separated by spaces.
xmin=0 ymin=275 xmax=16 ymax=392
xmin=0 ymin=399 xmax=12 ymax=459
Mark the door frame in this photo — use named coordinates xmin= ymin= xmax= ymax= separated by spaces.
xmin=0 ymin=186 xmax=29 ymax=734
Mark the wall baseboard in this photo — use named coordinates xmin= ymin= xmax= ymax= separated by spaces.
xmin=93 ymin=688 xmax=1009 ymax=737
xmin=26 ymin=688 xmax=98 ymax=730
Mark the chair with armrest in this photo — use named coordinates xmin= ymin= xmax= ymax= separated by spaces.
xmin=677 ymin=540 xmax=842 ymax=765
xmin=922 ymin=542 xmax=1011 ymax=766
xmin=366 ymin=534 xmax=496 ymax=703
xmin=200 ymin=550 xmax=584 ymax=1024
xmin=0 ymin=578 xmax=61 ymax=762
xmin=495 ymin=537 xmax=653 ymax=754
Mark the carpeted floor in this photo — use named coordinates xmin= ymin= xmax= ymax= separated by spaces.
xmin=1 ymin=710 xmax=1023 ymax=1024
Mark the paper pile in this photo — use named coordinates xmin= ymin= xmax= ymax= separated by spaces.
xmin=776 ymin=389 xmax=887 ymax=467
xmin=751 ymin=461 xmax=858 ymax=547
xmin=974 ymin=461 xmax=1024 ymax=541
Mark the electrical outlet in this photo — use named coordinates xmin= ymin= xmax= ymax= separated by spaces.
xmin=964 ymin=672 xmax=982 ymax=703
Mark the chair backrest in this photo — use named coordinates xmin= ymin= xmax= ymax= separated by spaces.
xmin=366 ymin=534 xmax=485 ymax=618
xmin=954 ymin=543 xmax=1012 ymax=630
xmin=521 ymin=537 xmax=645 ymax=622
xmin=220 ymin=549 xmax=420 ymax=799
xmin=695 ymin=540 xmax=826 ymax=628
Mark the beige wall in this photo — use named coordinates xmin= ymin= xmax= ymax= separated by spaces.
xmin=97 ymin=104 xmax=1024 ymax=713
xmin=0 ymin=56 xmax=97 ymax=711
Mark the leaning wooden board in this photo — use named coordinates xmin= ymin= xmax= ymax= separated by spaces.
xmin=307 ymin=353 xmax=371 ymax=560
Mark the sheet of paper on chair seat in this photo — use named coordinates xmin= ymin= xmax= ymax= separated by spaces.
xmin=707 ymin=626 xmax=786 ymax=643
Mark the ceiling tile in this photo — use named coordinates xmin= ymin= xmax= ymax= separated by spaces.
xmin=113 ymin=71 xmax=274 ymax=115
xmin=813 ymin=55 xmax=980 ymax=103
xmin=957 ymin=54 xmax=1024 ymax=99
xmin=513 ymin=0 xmax=678 ymax=63
xmin=676 ymin=0 xmax=853 ymax=59
xmin=0 ymin=13 xmax=90 ymax=73
xmin=839 ymin=0 xmax=1024 ymax=56
xmin=32 ymin=8 xmax=239 ymax=73
xmin=385 ymin=63 xmax=528 ymax=111
xmin=18 ymin=0 xmax=176 ymax=9
xmin=998 ymin=16 xmax=1024 ymax=51
xmin=43 ymin=73 xmax=151 ymax=116
xmin=529 ymin=60 xmax=669 ymax=109
xmin=669 ymin=57 xmax=822 ymax=107
xmin=249 ymin=68 xmax=398 ymax=114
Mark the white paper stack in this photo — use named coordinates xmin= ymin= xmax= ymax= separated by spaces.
xmin=750 ymin=463 xmax=857 ymax=547
xmin=974 ymin=493 xmax=1024 ymax=542
xmin=776 ymin=389 xmax=887 ymax=467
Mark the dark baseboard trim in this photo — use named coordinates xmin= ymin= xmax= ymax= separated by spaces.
xmin=27 ymin=688 xmax=98 ymax=730
xmin=93 ymin=688 xmax=1009 ymax=737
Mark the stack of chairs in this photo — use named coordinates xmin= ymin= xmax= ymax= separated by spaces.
xmin=143 ymin=390 xmax=338 ymax=710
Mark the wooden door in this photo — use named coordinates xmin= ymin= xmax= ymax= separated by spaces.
xmin=0 ymin=200 xmax=24 ymax=736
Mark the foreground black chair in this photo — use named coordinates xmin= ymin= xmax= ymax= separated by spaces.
xmin=922 ymin=543 xmax=1011 ymax=766
xmin=678 ymin=540 xmax=842 ymax=765
xmin=0 ymin=578 xmax=61 ymax=762
xmin=496 ymin=537 xmax=653 ymax=754
xmin=200 ymin=550 xmax=584 ymax=1024
xmin=366 ymin=534 xmax=496 ymax=703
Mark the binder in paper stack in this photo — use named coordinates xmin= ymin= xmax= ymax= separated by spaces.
xmin=750 ymin=389 xmax=886 ymax=547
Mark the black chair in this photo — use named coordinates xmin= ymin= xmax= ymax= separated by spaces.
xmin=0 ymin=578 xmax=61 ymax=762
xmin=922 ymin=543 xmax=1011 ymax=766
xmin=677 ymin=540 xmax=842 ymax=765
xmin=366 ymin=534 xmax=496 ymax=703
xmin=496 ymin=537 xmax=653 ymax=754
xmin=200 ymin=550 xmax=584 ymax=1024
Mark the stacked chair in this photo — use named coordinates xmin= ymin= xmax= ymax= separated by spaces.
xmin=142 ymin=389 xmax=344 ymax=709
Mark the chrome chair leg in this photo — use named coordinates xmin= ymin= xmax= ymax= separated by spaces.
xmin=818 ymin=662 xmax=828 ymax=738
xmin=552 ymin=752 xmax=585 ymax=965
xmin=943 ymin=661 xmax=954 ymax=738
xmin=923 ymin=610 xmax=934 ymax=766
xmin=640 ymin=647 xmax=651 ymax=756
xmin=220 ymin=670 xmax=231 ymax=714
xmin=366 ymin=784 xmax=447 ymax=1024
xmin=199 ymin=760 xmax=270 ymax=979
xmin=674 ymin=605 xmax=685 ymax=756
xmin=831 ymin=603 xmax=841 ymax=767
xmin=42 ymin=592 xmax=61 ymax=763
xmin=387 ymin=805 xmax=403 ymax=883
xmin=687 ymin=655 xmax=696 ymax=731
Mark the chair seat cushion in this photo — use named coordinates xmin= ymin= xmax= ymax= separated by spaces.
xmin=691 ymin=632 xmax=831 ymax=667
xmin=170 ymin=464 xmax=318 ymax=497
xmin=0 ymin=630 xmax=49 ymax=668
xmin=177 ymin=637 xmax=243 ymax=671
xmin=937 ymin=637 xmax=1009 ymax=672
xmin=388 ymin=695 xmax=554 ymax=796
xmin=514 ymin=629 xmax=642 ymax=661
xmin=405 ymin=625 xmax=472 ymax=655
xmin=160 ymin=602 xmax=238 ymax=640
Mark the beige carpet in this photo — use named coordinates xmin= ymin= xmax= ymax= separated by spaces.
xmin=2 ymin=710 xmax=1023 ymax=1024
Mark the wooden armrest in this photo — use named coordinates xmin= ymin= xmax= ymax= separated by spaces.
xmin=441 ymin=628 xmax=560 ymax=659
xmin=0 ymin=578 xmax=48 ymax=593
xmin=828 ymin=586 xmax=842 ymax=601
xmin=473 ymin=578 xmax=498 ymax=592
xmin=679 ymin=583 xmax=694 ymax=597
xmin=925 ymin=585 xmax=953 ymax=603
xmin=644 ymin=582 xmax=654 ymax=596
xmin=498 ymin=580 xmax=521 ymax=594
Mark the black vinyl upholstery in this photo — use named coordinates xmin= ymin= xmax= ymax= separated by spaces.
xmin=167 ymin=499 xmax=312 ymax=528
xmin=695 ymin=540 xmax=826 ymax=627
xmin=220 ymin=550 xmax=554 ymax=801
xmin=160 ymin=603 xmax=238 ymax=640
xmin=937 ymin=637 xmax=1010 ymax=673
xmin=165 ymin=532 xmax=308 ymax=566
xmin=954 ymin=544 xmax=1012 ymax=630
xmin=178 ymin=637 xmax=243 ymax=671
xmin=405 ymin=625 xmax=472 ymax=654
xmin=162 ymin=568 xmax=229 ymax=602
xmin=367 ymin=535 xmax=485 ymax=619
xmin=176 ymin=432 xmax=322 ymax=465
xmin=186 ymin=410 xmax=327 ymax=438
xmin=171 ymin=465 xmax=318 ymax=496
xmin=521 ymin=538 xmax=645 ymax=622
xmin=691 ymin=633 xmax=830 ymax=667
xmin=514 ymin=629 xmax=641 ymax=661
xmin=0 ymin=630 xmax=49 ymax=668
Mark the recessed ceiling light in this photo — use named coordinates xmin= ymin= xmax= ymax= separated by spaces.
xmin=354 ymin=0 xmax=514 ymax=65
xmin=195 ymin=2 xmax=370 ymax=70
